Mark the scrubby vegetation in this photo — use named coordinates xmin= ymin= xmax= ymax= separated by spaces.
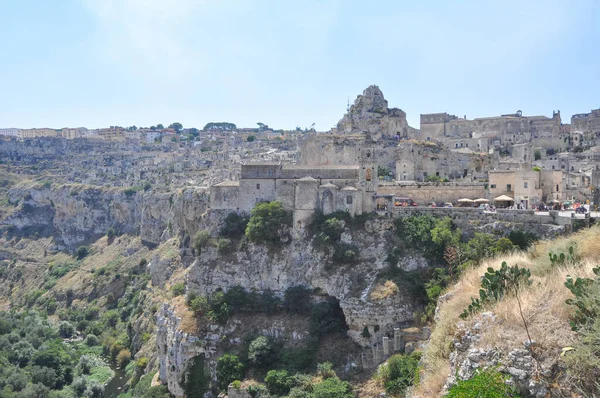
xmin=0 ymin=311 xmax=114 ymax=397
xmin=416 ymin=224 xmax=600 ymax=397
xmin=185 ymin=285 xmax=351 ymax=395
xmin=377 ymin=352 xmax=421 ymax=397
xmin=446 ymin=368 xmax=520 ymax=397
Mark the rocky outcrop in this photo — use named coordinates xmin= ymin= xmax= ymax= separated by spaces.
xmin=156 ymin=304 xmax=204 ymax=398
xmin=445 ymin=312 xmax=550 ymax=397
xmin=335 ymin=85 xmax=418 ymax=140
xmin=2 ymin=185 xmax=210 ymax=249
xmin=187 ymin=226 xmax=421 ymax=348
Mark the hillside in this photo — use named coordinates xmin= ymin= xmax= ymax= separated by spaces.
xmin=416 ymin=225 xmax=600 ymax=397
xmin=2 ymin=163 xmax=599 ymax=398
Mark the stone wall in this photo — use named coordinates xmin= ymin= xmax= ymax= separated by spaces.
xmin=391 ymin=207 xmax=571 ymax=238
xmin=378 ymin=182 xmax=486 ymax=204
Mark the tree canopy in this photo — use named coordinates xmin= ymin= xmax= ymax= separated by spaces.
xmin=168 ymin=122 xmax=183 ymax=132
xmin=245 ymin=201 xmax=292 ymax=244
xmin=203 ymin=122 xmax=237 ymax=132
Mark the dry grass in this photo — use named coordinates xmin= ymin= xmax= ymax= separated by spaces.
xmin=370 ymin=280 xmax=399 ymax=300
xmin=415 ymin=226 xmax=600 ymax=397
xmin=172 ymin=295 xmax=198 ymax=334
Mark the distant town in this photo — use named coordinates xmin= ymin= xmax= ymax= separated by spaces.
xmin=2 ymin=85 xmax=600 ymax=211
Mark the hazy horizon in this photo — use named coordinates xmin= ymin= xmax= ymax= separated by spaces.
xmin=1 ymin=0 xmax=599 ymax=130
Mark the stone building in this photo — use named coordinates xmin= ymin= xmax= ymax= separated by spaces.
xmin=210 ymin=145 xmax=378 ymax=227
xmin=488 ymin=170 xmax=565 ymax=207
xmin=18 ymin=128 xmax=58 ymax=139
xmin=420 ymin=110 xmax=563 ymax=151
xmin=571 ymin=108 xmax=600 ymax=134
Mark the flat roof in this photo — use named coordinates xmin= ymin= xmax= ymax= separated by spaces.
xmin=213 ymin=180 xmax=240 ymax=187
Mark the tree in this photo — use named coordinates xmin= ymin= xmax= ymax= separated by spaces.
xmin=106 ymin=227 xmax=116 ymax=240
xmin=58 ymin=321 xmax=75 ymax=338
xmin=169 ymin=122 xmax=183 ymax=133
xmin=245 ymin=201 xmax=292 ymax=244
xmin=265 ymin=369 xmax=296 ymax=396
xmin=156 ymin=124 xmax=164 ymax=129
xmin=194 ymin=230 xmax=211 ymax=255
xmin=203 ymin=122 xmax=237 ymax=132
xmin=128 ymin=125 xmax=137 ymax=131
xmin=248 ymin=336 xmax=276 ymax=368
xmin=75 ymin=246 xmax=89 ymax=260
xmin=311 ymin=377 xmax=353 ymax=398
xmin=257 ymin=122 xmax=269 ymax=131
xmin=188 ymin=127 xmax=199 ymax=137
xmin=247 ymin=135 xmax=256 ymax=142
xmin=216 ymin=354 xmax=244 ymax=391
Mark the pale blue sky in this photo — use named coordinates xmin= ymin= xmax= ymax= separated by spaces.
xmin=1 ymin=0 xmax=599 ymax=131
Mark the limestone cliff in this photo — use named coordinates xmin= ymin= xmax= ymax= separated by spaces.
xmin=2 ymin=185 xmax=210 ymax=249
xmin=187 ymin=218 xmax=422 ymax=346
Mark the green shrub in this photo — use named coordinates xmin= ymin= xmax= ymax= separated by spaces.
xmin=219 ymin=212 xmax=249 ymax=239
xmin=378 ymin=353 xmax=421 ymax=397
xmin=217 ymin=238 xmax=233 ymax=255
xmin=75 ymin=246 xmax=90 ymax=260
xmin=508 ymin=231 xmax=538 ymax=250
xmin=171 ymin=283 xmax=185 ymax=297
xmin=194 ymin=230 xmax=211 ymax=255
xmin=106 ymin=227 xmax=116 ymax=239
xmin=123 ymin=188 xmax=137 ymax=197
xmin=189 ymin=296 xmax=210 ymax=316
xmin=446 ymin=368 xmax=520 ymax=397
xmin=58 ymin=321 xmax=75 ymax=338
xmin=216 ymin=354 xmax=245 ymax=391
xmin=310 ymin=377 xmax=353 ymax=398
xmin=245 ymin=201 xmax=292 ymax=244
xmin=248 ymin=336 xmax=277 ymax=368
xmin=231 ymin=380 xmax=242 ymax=389
xmin=280 ymin=345 xmax=318 ymax=373
xmin=85 ymin=334 xmax=99 ymax=346
xmin=316 ymin=362 xmax=336 ymax=379
xmin=265 ymin=369 xmax=296 ymax=396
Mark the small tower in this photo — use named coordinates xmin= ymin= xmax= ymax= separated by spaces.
xmin=358 ymin=143 xmax=379 ymax=213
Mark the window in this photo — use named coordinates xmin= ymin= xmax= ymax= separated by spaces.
xmin=507 ymin=184 xmax=512 ymax=192
xmin=223 ymin=195 xmax=228 ymax=202
xmin=346 ymin=196 xmax=353 ymax=204
xmin=524 ymin=182 xmax=528 ymax=188
xmin=256 ymin=183 xmax=260 ymax=189
xmin=426 ymin=137 xmax=431 ymax=141
xmin=490 ymin=184 xmax=496 ymax=188
xmin=556 ymin=184 xmax=559 ymax=191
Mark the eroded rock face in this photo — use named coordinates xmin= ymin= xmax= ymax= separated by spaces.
xmin=186 ymin=227 xmax=421 ymax=348
xmin=335 ymin=85 xmax=417 ymax=140
xmin=446 ymin=312 xmax=550 ymax=397
xmin=3 ymin=186 xmax=210 ymax=249
xmin=156 ymin=304 xmax=204 ymax=398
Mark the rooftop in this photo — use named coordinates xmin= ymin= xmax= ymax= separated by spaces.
xmin=213 ymin=180 xmax=240 ymax=187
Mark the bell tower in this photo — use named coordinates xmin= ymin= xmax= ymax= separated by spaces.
xmin=358 ymin=142 xmax=378 ymax=212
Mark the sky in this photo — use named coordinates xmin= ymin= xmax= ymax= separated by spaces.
xmin=1 ymin=0 xmax=599 ymax=131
